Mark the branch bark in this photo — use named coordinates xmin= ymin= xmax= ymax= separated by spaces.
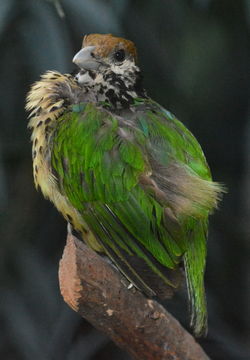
xmin=58 ymin=233 xmax=210 ymax=360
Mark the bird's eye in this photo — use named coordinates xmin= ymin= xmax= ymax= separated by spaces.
xmin=114 ymin=49 xmax=125 ymax=62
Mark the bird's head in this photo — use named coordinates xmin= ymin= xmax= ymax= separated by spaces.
xmin=72 ymin=34 xmax=146 ymax=107
xmin=73 ymin=33 xmax=138 ymax=76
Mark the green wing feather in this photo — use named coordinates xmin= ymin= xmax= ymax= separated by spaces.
xmin=51 ymin=100 xmax=222 ymax=336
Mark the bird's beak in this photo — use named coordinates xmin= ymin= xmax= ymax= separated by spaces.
xmin=72 ymin=46 xmax=100 ymax=71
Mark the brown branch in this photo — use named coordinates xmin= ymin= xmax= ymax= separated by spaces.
xmin=58 ymin=233 xmax=210 ymax=360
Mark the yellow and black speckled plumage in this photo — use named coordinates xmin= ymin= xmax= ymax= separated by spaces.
xmin=26 ymin=71 xmax=101 ymax=251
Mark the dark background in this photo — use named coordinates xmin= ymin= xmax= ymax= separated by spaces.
xmin=0 ymin=0 xmax=249 ymax=359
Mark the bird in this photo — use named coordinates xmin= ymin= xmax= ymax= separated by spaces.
xmin=26 ymin=33 xmax=224 ymax=337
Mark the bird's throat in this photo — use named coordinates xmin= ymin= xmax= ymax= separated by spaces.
xmin=76 ymin=68 xmax=147 ymax=109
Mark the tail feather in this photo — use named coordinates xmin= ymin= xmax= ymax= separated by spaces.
xmin=184 ymin=219 xmax=208 ymax=337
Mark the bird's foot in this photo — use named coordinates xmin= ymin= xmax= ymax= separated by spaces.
xmin=67 ymin=223 xmax=82 ymax=240
xmin=67 ymin=222 xmax=73 ymax=234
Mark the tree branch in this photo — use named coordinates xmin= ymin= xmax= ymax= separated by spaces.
xmin=58 ymin=233 xmax=210 ymax=360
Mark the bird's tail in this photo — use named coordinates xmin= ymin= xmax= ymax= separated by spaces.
xmin=184 ymin=219 xmax=208 ymax=337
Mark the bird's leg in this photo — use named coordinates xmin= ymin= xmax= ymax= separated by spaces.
xmin=67 ymin=222 xmax=73 ymax=234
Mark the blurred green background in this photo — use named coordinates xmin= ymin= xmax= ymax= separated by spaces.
xmin=0 ymin=0 xmax=249 ymax=359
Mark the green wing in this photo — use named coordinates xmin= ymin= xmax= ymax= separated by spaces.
xmin=51 ymin=100 xmax=222 ymax=335
xmin=133 ymin=100 xmax=222 ymax=335
xmin=135 ymin=100 xmax=219 ymax=336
